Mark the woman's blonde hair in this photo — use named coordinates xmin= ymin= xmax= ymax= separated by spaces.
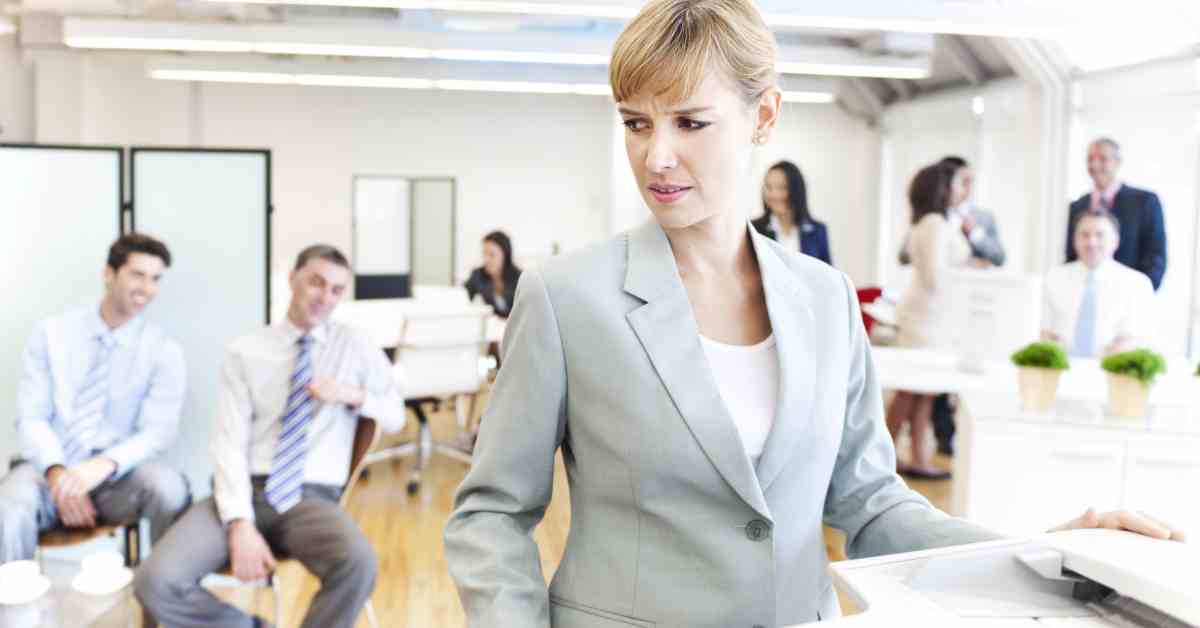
xmin=609 ymin=0 xmax=778 ymax=105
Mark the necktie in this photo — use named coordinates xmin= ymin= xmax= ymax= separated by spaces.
xmin=64 ymin=333 xmax=115 ymax=464
xmin=265 ymin=335 xmax=315 ymax=514
xmin=1072 ymin=271 xmax=1097 ymax=358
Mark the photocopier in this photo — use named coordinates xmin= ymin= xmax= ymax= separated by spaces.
xmin=816 ymin=529 xmax=1198 ymax=627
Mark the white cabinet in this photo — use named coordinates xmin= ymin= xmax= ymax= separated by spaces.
xmin=954 ymin=395 xmax=1200 ymax=537
xmin=1123 ymin=438 xmax=1200 ymax=532
xmin=958 ymin=423 xmax=1124 ymax=536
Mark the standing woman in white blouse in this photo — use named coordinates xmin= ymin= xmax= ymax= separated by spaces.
xmin=444 ymin=2 xmax=1185 ymax=627
xmin=889 ymin=163 xmax=972 ymax=479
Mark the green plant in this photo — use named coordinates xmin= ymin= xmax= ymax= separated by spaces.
xmin=1101 ymin=349 xmax=1167 ymax=385
xmin=1010 ymin=342 xmax=1070 ymax=370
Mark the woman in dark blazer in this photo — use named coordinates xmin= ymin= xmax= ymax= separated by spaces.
xmin=464 ymin=230 xmax=522 ymax=318
xmin=751 ymin=160 xmax=833 ymax=265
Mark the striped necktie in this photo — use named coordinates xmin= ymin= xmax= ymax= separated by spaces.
xmin=265 ymin=335 xmax=316 ymax=514
xmin=1072 ymin=270 xmax=1097 ymax=358
xmin=64 ymin=333 xmax=116 ymax=465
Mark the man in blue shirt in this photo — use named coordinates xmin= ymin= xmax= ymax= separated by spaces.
xmin=0 ymin=234 xmax=191 ymax=563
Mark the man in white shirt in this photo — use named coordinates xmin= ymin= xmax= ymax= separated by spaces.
xmin=1043 ymin=210 xmax=1155 ymax=357
xmin=135 ymin=245 xmax=406 ymax=628
xmin=0 ymin=234 xmax=189 ymax=563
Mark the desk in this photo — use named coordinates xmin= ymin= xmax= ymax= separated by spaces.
xmin=331 ymin=299 xmax=505 ymax=349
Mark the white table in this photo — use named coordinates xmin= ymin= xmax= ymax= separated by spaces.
xmin=331 ymin=299 xmax=505 ymax=349
xmin=0 ymin=560 xmax=133 ymax=628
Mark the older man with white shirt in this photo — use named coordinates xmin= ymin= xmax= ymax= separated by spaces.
xmin=135 ymin=244 xmax=405 ymax=628
xmin=1043 ymin=210 xmax=1155 ymax=357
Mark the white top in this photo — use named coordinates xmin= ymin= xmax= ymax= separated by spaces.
xmin=1042 ymin=260 xmax=1155 ymax=357
xmin=212 ymin=318 xmax=406 ymax=524
xmin=699 ymin=333 xmax=779 ymax=467
xmin=769 ymin=214 xmax=801 ymax=253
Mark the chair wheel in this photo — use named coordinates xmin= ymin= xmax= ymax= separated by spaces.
xmin=406 ymin=481 xmax=419 ymax=495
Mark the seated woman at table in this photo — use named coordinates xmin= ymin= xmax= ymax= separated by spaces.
xmin=1042 ymin=210 xmax=1154 ymax=358
xmin=464 ymin=231 xmax=522 ymax=318
xmin=889 ymin=162 xmax=971 ymax=480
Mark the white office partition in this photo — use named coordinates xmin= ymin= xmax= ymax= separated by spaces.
xmin=353 ymin=175 xmax=412 ymax=299
xmin=0 ymin=145 xmax=122 ymax=465
xmin=132 ymin=148 xmax=269 ymax=494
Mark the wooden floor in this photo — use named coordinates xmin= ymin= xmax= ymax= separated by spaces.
xmin=189 ymin=407 xmax=953 ymax=628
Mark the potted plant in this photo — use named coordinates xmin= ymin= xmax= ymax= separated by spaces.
xmin=1100 ymin=349 xmax=1167 ymax=418
xmin=1010 ymin=342 xmax=1069 ymax=412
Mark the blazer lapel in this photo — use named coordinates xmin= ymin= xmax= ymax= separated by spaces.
xmin=623 ymin=221 xmax=772 ymax=521
xmin=749 ymin=228 xmax=817 ymax=493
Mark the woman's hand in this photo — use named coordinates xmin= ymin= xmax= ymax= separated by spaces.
xmin=1049 ymin=508 xmax=1186 ymax=542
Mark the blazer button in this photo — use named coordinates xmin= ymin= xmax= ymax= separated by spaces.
xmin=745 ymin=519 xmax=771 ymax=542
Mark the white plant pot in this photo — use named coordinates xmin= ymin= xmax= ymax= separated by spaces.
xmin=1017 ymin=367 xmax=1062 ymax=413
xmin=1106 ymin=373 xmax=1151 ymax=418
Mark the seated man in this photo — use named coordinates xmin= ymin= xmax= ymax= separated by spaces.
xmin=1042 ymin=210 xmax=1155 ymax=357
xmin=0 ymin=234 xmax=190 ymax=563
xmin=136 ymin=244 xmax=405 ymax=628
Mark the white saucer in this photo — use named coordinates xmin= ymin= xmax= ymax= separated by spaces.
xmin=0 ymin=575 xmax=51 ymax=606
xmin=72 ymin=568 xmax=134 ymax=596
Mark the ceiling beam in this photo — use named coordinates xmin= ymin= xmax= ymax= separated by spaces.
xmin=939 ymin=34 xmax=989 ymax=85
xmin=885 ymin=77 xmax=913 ymax=100
xmin=848 ymin=77 xmax=885 ymax=118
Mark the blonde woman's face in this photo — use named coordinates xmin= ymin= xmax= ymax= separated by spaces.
xmin=618 ymin=75 xmax=771 ymax=230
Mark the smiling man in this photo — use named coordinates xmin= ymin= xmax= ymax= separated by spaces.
xmin=0 ymin=233 xmax=190 ymax=563
xmin=136 ymin=244 xmax=406 ymax=628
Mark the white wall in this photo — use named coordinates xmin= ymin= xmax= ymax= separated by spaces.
xmin=878 ymin=80 xmax=1040 ymax=289
xmin=39 ymin=52 xmax=614 ymax=283
xmin=749 ymin=102 xmax=881 ymax=286
xmin=1069 ymin=58 xmax=1200 ymax=356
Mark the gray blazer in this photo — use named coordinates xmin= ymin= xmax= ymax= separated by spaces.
xmin=444 ymin=221 xmax=1001 ymax=627
xmin=900 ymin=207 xmax=1006 ymax=267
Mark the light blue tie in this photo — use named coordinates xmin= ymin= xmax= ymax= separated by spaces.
xmin=64 ymin=333 xmax=115 ymax=464
xmin=265 ymin=335 xmax=315 ymax=514
xmin=1072 ymin=271 xmax=1097 ymax=358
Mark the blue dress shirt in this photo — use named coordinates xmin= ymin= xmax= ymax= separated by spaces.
xmin=15 ymin=308 xmax=186 ymax=478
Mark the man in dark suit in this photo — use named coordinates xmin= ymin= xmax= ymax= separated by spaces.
xmin=1066 ymin=138 xmax=1166 ymax=290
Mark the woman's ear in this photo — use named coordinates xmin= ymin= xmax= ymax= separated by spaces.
xmin=752 ymin=86 xmax=782 ymax=145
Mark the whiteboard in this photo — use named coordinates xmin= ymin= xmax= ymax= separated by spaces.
xmin=353 ymin=176 xmax=411 ymax=275
xmin=132 ymin=149 xmax=269 ymax=494
xmin=0 ymin=145 xmax=122 ymax=465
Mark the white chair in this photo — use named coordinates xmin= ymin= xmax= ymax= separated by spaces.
xmin=367 ymin=307 xmax=491 ymax=494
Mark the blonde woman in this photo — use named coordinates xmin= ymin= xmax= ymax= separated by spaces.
xmin=444 ymin=1 xmax=1185 ymax=626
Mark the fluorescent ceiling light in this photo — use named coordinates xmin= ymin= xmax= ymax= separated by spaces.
xmin=150 ymin=69 xmax=295 ymax=83
xmin=194 ymin=0 xmax=1071 ymax=38
xmin=775 ymin=61 xmax=929 ymax=80
xmin=0 ymin=18 xmax=15 ymax=36
xmin=202 ymin=0 xmax=639 ymax=19
xmin=432 ymin=48 xmax=607 ymax=65
xmin=781 ymin=91 xmax=837 ymax=104
xmin=761 ymin=14 xmax=1064 ymax=39
xmin=295 ymin=74 xmax=435 ymax=88
xmin=64 ymin=36 xmax=255 ymax=52
xmin=148 ymin=65 xmax=836 ymax=102
xmin=68 ymin=36 xmax=607 ymax=67
xmin=256 ymin=42 xmax=432 ymax=58
xmin=435 ymin=79 xmax=572 ymax=93
xmin=69 ymin=35 xmax=917 ymax=79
